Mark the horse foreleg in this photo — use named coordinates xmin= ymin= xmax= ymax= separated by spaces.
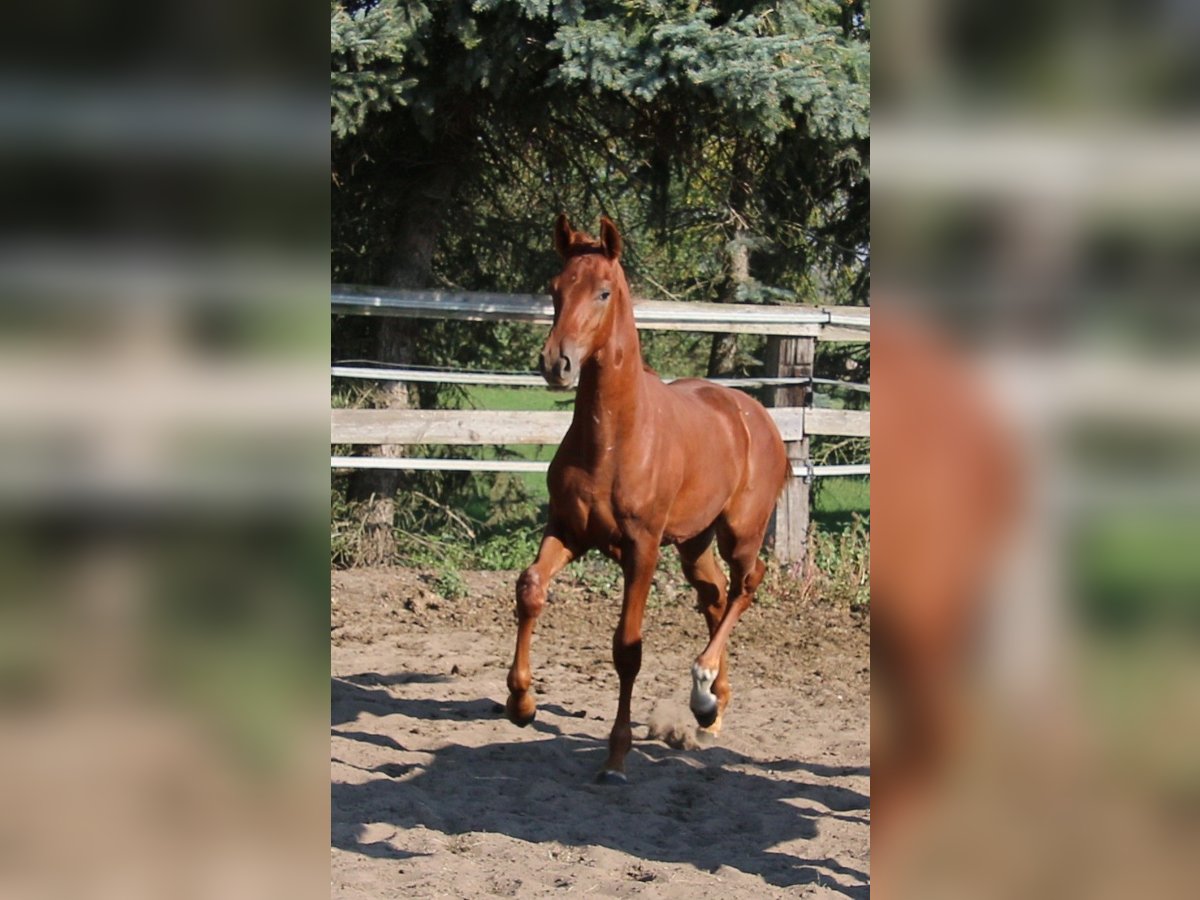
xmin=690 ymin=549 xmax=765 ymax=729
xmin=506 ymin=528 xmax=573 ymax=727
xmin=598 ymin=537 xmax=659 ymax=783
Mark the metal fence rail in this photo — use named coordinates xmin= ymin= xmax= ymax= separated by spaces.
xmin=331 ymin=363 xmax=870 ymax=392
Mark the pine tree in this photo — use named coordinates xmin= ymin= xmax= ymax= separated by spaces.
xmin=330 ymin=1 xmax=870 ymax=561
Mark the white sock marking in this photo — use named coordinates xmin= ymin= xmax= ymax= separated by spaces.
xmin=690 ymin=662 xmax=719 ymax=715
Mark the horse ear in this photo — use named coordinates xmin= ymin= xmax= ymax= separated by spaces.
xmin=554 ymin=213 xmax=573 ymax=259
xmin=599 ymin=215 xmax=622 ymax=260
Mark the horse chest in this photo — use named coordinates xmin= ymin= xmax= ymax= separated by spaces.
xmin=548 ymin=451 xmax=662 ymax=551
xmin=548 ymin=463 xmax=615 ymax=541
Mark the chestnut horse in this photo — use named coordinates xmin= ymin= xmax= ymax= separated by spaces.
xmin=505 ymin=214 xmax=789 ymax=783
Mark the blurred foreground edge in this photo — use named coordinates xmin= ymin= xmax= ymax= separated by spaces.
xmin=870 ymin=302 xmax=1024 ymax=893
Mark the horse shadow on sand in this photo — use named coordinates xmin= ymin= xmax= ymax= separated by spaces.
xmin=331 ymin=674 xmax=870 ymax=897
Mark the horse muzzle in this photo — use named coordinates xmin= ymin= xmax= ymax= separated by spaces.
xmin=540 ymin=344 xmax=579 ymax=390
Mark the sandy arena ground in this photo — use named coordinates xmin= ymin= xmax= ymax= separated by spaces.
xmin=331 ymin=565 xmax=870 ymax=898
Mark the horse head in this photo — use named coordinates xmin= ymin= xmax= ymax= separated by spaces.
xmin=539 ymin=214 xmax=629 ymax=389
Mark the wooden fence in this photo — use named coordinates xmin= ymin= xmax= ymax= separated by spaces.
xmin=331 ymin=286 xmax=870 ymax=562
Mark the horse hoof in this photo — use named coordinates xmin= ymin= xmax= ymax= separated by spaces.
xmin=696 ymin=717 xmax=722 ymax=742
xmin=595 ymin=769 xmax=628 ymax=786
xmin=505 ymin=695 xmax=536 ymax=727
xmin=692 ymin=705 xmax=719 ymax=729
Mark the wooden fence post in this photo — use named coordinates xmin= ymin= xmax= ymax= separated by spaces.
xmin=765 ymin=335 xmax=815 ymax=564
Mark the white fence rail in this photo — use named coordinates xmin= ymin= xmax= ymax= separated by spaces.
xmin=330 ymin=407 xmax=868 ymax=445
xmin=332 ymin=286 xmax=870 ymax=339
xmin=331 ymin=455 xmax=871 ymax=478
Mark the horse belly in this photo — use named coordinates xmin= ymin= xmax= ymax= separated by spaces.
xmin=655 ymin=434 xmax=741 ymax=543
xmin=662 ymin=513 xmax=719 ymax=546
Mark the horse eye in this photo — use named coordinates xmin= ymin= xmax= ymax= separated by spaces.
xmin=599 ymin=290 xmax=611 ymax=301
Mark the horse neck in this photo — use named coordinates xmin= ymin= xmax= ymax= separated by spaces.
xmin=573 ymin=288 xmax=646 ymax=436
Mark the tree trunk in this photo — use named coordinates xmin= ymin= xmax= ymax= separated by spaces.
xmin=707 ymin=149 xmax=753 ymax=378
xmin=349 ymin=164 xmax=457 ymax=564
xmin=706 ymin=231 xmax=749 ymax=377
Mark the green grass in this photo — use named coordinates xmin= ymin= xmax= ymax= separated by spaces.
xmin=812 ymin=476 xmax=870 ymax=530
xmin=464 ymin=385 xmax=572 ymax=412
xmin=1077 ymin=515 xmax=1200 ymax=634
xmin=461 ymin=386 xmax=567 ymax=502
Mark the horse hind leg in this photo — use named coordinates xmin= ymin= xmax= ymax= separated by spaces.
xmin=690 ymin=523 xmax=768 ymax=729
xmin=678 ymin=533 xmax=732 ymax=736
